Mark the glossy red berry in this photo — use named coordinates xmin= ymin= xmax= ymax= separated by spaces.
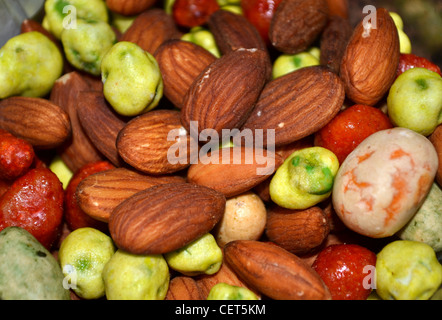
xmin=172 ymin=0 xmax=220 ymax=28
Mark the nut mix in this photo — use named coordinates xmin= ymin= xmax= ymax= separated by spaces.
xmin=0 ymin=0 xmax=441 ymax=302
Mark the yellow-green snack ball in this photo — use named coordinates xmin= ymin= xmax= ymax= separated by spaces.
xmin=44 ymin=0 xmax=109 ymax=39
xmin=101 ymin=41 xmax=164 ymax=117
xmin=376 ymin=240 xmax=442 ymax=300
xmin=182 ymin=27 xmax=221 ymax=58
xmin=111 ymin=12 xmax=136 ymax=34
xmin=0 ymin=31 xmax=63 ymax=99
xmin=58 ymin=227 xmax=116 ymax=300
xmin=207 ymin=283 xmax=259 ymax=300
xmin=270 ymin=147 xmax=339 ymax=209
xmin=272 ymin=52 xmax=319 ymax=79
xmin=164 ymin=233 xmax=223 ymax=276
xmin=49 ymin=154 xmax=73 ymax=189
xmin=102 ymin=249 xmax=170 ymax=300
xmin=61 ymin=19 xmax=116 ymax=76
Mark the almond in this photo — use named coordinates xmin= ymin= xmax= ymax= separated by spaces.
xmin=325 ymin=0 xmax=349 ymax=19
xmin=269 ymin=0 xmax=329 ymax=54
xmin=224 ymin=240 xmax=332 ymax=300
xmin=180 ymin=48 xmax=268 ymax=140
xmin=76 ymin=90 xmax=127 ymax=167
xmin=165 ymin=276 xmax=204 ymax=300
xmin=429 ymin=125 xmax=442 ymax=186
xmin=187 ymin=146 xmax=283 ymax=198
xmin=109 ymin=183 xmax=226 ymax=254
xmin=117 ymin=109 xmax=198 ymax=175
xmin=154 ymin=39 xmax=217 ymax=109
xmin=121 ymin=8 xmax=181 ymax=55
xmin=50 ymin=72 xmax=104 ymax=172
xmin=265 ymin=205 xmax=330 ymax=255
xmin=106 ymin=0 xmax=156 ymax=16
xmin=242 ymin=66 xmax=345 ymax=147
xmin=76 ymin=167 xmax=185 ymax=222
xmin=340 ymin=8 xmax=400 ymax=105
xmin=0 ymin=96 xmax=71 ymax=149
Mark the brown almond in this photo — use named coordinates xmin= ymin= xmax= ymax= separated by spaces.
xmin=265 ymin=206 xmax=330 ymax=255
xmin=0 ymin=96 xmax=71 ymax=149
xmin=165 ymin=276 xmax=204 ymax=300
xmin=340 ymin=8 xmax=400 ymax=105
xmin=269 ymin=0 xmax=329 ymax=54
xmin=224 ymin=240 xmax=332 ymax=300
xmin=109 ymin=183 xmax=226 ymax=254
xmin=242 ymin=66 xmax=345 ymax=147
xmin=429 ymin=125 xmax=442 ymax=186
xmin=180 ymin=48 xmax=268 ymax=140
xmin=187 ymin=146 xmax=283 ymax=198
xmin=76 ymin=90 xmax=127 ymax=167
xmin=121 ymin=8 xmax=181 ymax=55
xmin=154 ymin=39 xmax=217 ymax=109
xmin=106 ymin=0 xmax=156 ymax=16
xmin=76 ymin=167 xmax=185 ymax=222
xmin=325 ymin=0 xmax=349 ymax=19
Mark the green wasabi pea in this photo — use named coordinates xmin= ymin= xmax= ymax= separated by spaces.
xmin=207 ymin=283 xmax=259 ymax=300
xmin=0 ymin=31 xmax=63 ymax=99
xmin=269 ymin=147 xmax=339 ymax=209
xmin=44 ymin=0 xmax=109 ymax=39
xmin=101 ymin=41 xmax=164 ymax=117
xmin=111 ymin=12 xmax=136 ymax=34
xmin=376 ymin=240 xmax=442 ymax=300
xmin=164 ymin=233 xmax=223 ymax=276
xmin=182 ymin=27 xmax=221 ymax=58
xmin=272 ymin=51 xmax=320 ymax=79
xmin=61 ymin=19 xmax=116 ymax=76
xmin=102 ymin=249 xmax=170 ymax=300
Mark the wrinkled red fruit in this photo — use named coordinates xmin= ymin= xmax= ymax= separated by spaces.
xmin=0 ymin=167 xmax=64 ymax=249
xmin=241 ymin=0 xmax=282 ymax=45
xmin=172 ymin=0 xmax=220 ymax=28
xmin=312 ymin=244 xmax=377 ymax=300
xmin=397 ymin=53 xmax=442 ymax=77
xmin=64 ymin=161 xmax=114 ymax=232
xmin=314 ymin=104 xmax=393 ymax=164
xmin=0 ymin=129 xmax=35 ymax=181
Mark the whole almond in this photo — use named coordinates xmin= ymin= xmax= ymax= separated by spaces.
xmin=429 ymin=125 xmax=442 ymax=186
xmin=109 ymin=183 xmax=226 ymax=254
xmin=0 ymin=96 xmax=71 ymax=149
xmin=187 ymin=146 xmax=283 ymax=198
xmin=242 ymin=66 xmax=345 ymax=147
xmin=269 ymin=0 xmax=329 ymax=54
xmin=154 ymin=39 xmax=217 ymax=109
xmin=181 ymin=48 xmax=268 ymax=140
xmin=121 ymin=8 xmax=181 ymax=55
xmin=76 ymin=167 xmax=185 ymax=222
xmin=325 ymin=0 xmax=349 ymax=19
xmin=265 ymin=206 xmax=330 ymax=255
xmin=224 ymin=240 xmax=332 ymax=300
xmin=117 ymin=109 xmax=198 ymax=175
xmin=340 ymin=8 xmax=400 ymax=105
xmin=106 ymin=0 xmax=156 ymax=16
xmin=165 ymin=276 xmax=204 ymax=300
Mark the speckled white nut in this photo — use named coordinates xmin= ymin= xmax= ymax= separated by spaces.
xmin=332 ymin=127 xmax=438 ymax=238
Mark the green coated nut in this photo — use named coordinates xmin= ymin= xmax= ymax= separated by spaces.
xmin=58 ymin=227 xmax=116 ymax=300
xmin=101 ymin=41 xmax=163 ymax=117
xmin=269 ymin=147 xmax=339 ymax=209
xmin=0 ymin=31 xmax=63 ymax=99
xmin=272 ymin=51 xmax=320 ymax=79
xmin=376 ymin=240 xmax=442 ymax=300
xmin=44 ymin=0 xmax=109 ymax=39
xmin=61 ymin=19 xmax=116 ymax=76
xmin=164 ymin=233 xmax=223 ymax=276
xmin=102 ymin=249 xmax=170 ymax=300
xmin=207 ymin=283 xmax=259 ymax=300
xmin=220 ymin=5 xmax=243 ymax=15
xmin=182 ymin=27 xmax=221 ymax=58
xmin=111 ymin=12 xmax=136 ymax=34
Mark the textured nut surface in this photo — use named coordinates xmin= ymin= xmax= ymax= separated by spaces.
xmin=165 ymin=276 xmax=204 ymax=300
xmin=106 ymin=0 xmax=156 ymax=16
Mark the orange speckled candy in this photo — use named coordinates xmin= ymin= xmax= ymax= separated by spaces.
xmin=332 ymin=127 xmax=438 ymax=238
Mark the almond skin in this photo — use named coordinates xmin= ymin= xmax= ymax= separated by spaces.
xmin=165 ymin=276 xmax=204 ymax=300
xmin=154 ymin=39 xmax=217 ymax=109
xmin=340 ymin=8 xmax=400 ymax=105
xmin=76 ymin=167 xmax=185 ymax=223
xmin=106 ymin=0 xmax=156 ymax=16
xmin=0 ymin=97 xmax=71 ymax=149
xmin=109 ymin=183 xmax=226 ymax=254
xmin=224 ymin=240 xmax=332 ymax=300
xmin=242 ymin=66 xmax=345 ymax=147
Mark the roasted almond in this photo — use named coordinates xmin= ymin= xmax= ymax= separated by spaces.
xmin=242 ymin=66 xmax=345 ymax=147
xmin=325 ymin=0 xmax=349 ymax=19
xmin=180 ymin=48 xmax=268 ymax=140
xmin=0 ymin=96 xmax=71 ymax=149
xmin=106 ymin=0 xmax=156 ymax=16
xmin=117 ymin=109 xmax=198 ymax=175
xmin=340 ymin=8 xmax=400 ymax=105
xmin=269 ymin=0 xmax=329 ymax=54
xmin=154 ymin=39 xmax=217 ymax=109
xmin=187 ymin=146 xmax=283 ymax=198
xmin=109 ymin=183 xmax=226 ymax=254
xmin=224 ymin=240 xmax=332 ymax=300
xmin=165 ymin=276 xmax=204 ymax=300
xmin=76 ymin=167 xmax=185 ymax=222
